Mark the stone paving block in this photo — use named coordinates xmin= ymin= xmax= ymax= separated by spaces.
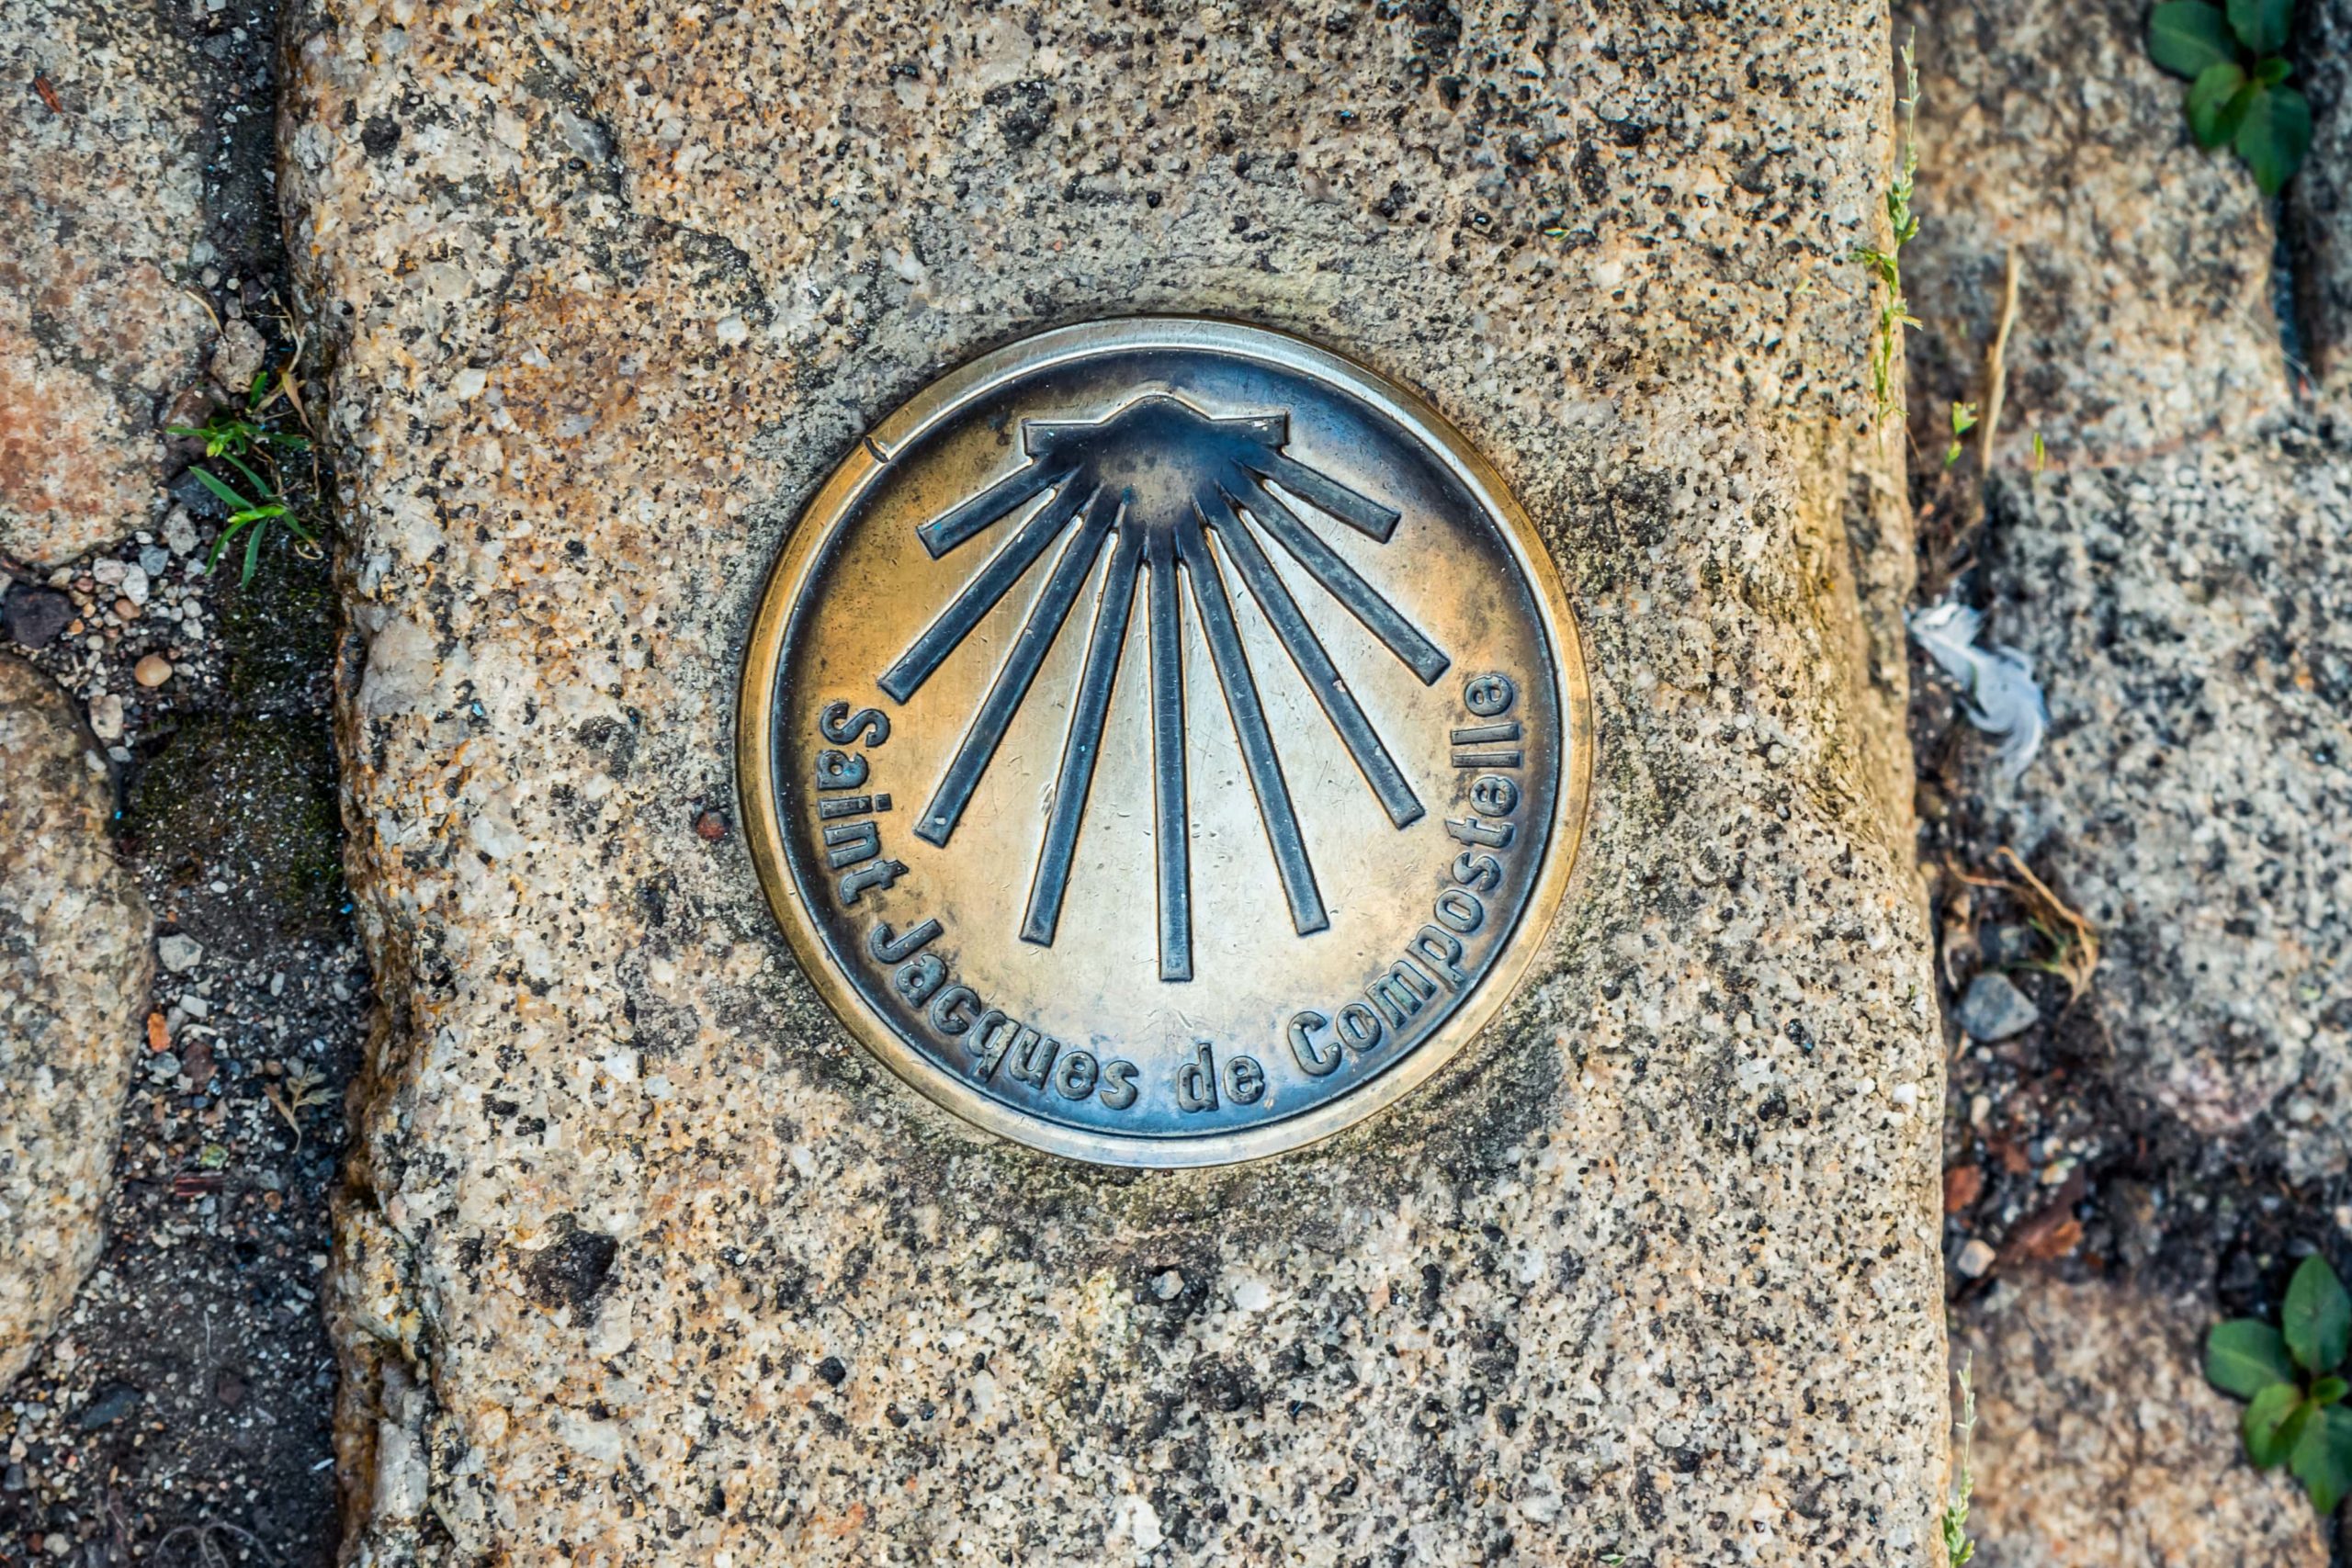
xmin=1905 ymin=0 xmax=2352 ymax=1181
xmin=284 ymin=3 xmax=1948 ymax=1561
xmin=1897 ymin=0 xmax=2290 ymax=460
xmin=0 ymin=0 xmax=215 ymax=566
xmin=1969 ymin=439 xmax=2352 ymax=1179
xmin=0 ymin=653 xmax=152 ymax=1384
xmin=1956 ymin=1275 xmax=2332 ymax=1568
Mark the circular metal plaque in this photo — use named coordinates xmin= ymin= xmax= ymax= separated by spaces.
xmin=740 ymin=319 xmax=1589 ymax=1167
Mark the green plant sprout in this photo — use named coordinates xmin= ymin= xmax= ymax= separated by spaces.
xmin=1853 ymin=35 xmax=1921 ymax=423
xmin=1944 ymin=401 xmax=1979 ymax=470
xmin=1943 ymin=1359 xmax=1977 ymax=1566
xmin=2149 ymin=0 xmax=2312 ymax=195
xmin=168 ymin=368 xmax=320 ymax=585
xmin=2205 ymin=1253 xmax=2352 ymax=1515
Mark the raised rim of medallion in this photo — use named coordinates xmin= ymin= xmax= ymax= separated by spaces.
xmin=737 ymin=317 xmax=1593 ymax=1168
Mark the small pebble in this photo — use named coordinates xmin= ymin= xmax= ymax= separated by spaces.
xmin=121 ymin=565 xmax=150 ymax=604
xmin=88 ymin=694 xmax=124 ymax=741
xmin=1150 ymin=1269 xmax=1184 ymax=1301
xmin=133 ymin=654 xmax=174 ymax=687
xmin=1954 ymin=1238 xmax=1997 ymax=1279
xmin=1956 ymin=972 xmax=2039 ymax=1043
xmin=74 ymin=1383 xmax=142 ymax=1431
xmin=3 ymin=587 xmax=74 ymax=649
xmin=114 ymin=598 xmax=139 ymax=622
xmin=157 ymin=933 xmax=204 ymax=973
xmin=210 ymin=318 xmax=268 ymax=391
xmin=139 ymin=545 xmax=173 ymax=577
xmin=164 ymin=510 xmax=198 ymax=556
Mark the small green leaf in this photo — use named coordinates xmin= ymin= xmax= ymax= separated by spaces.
xmin=2313 ymin=1377 xmax=2349 ymax=1405
xmin=2188 ymin=63 xmax=2252 ymax=146
xmin=204 ymin=515 xmax=252 ymax=571
xmin=2227 ymin=0 xmax=2294 ymax=56
xmin=2330 ymin=1406 xmax=2352 ymax=1482
xmin=222 ymin=451 xmax=274 ymax=497
xmin=2254 ymin=55 xmax=2293 ymax=86
xmin=2284 ymin=1255 xmax=2352 ymax=1374
xmin=2210 ymin=1318 xmax=2301 ymax=1396
xmin=2150 ymin=1 xmax=2239 ymax=77
xmin=2234 ymin=85 xmax=2314 ymax=195
xmin=2246 ymin=1383 xmax=2310 ymax=1467
xmin=1944 ymin=401 xmax=1981 ymax=469
xmin=188 ymin=467 xmax=254 ymax=512
xmin=243 ymin=517 xmax=265 ymax=583
xmin=2291 ymin=1405 xmax=2352 ymax=1515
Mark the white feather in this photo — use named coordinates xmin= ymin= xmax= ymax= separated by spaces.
xmin=1908 ymin=600 xmax=2049 ymax=780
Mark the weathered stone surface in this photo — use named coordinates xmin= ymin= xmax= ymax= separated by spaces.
xmin=1896 ymin=0 xmax=2290 ymax=460
xmin=0 ymin=652 xmax=151 ymax=1385
xmin=2294 ymin=0 xmax=2352 ymax=398
xmin=0 ymin=0 xmax=215 ymax=565
xmin=285 ymin=2 xmax=1947 ymax=1562
xmin=1955 ymin=1275 xmax=2331 ymax=1568
xmin=1966 ymin=436 xmax=2352 ymax=1175
xmin=1905 ymin=0 xmax=2350 ymax=1181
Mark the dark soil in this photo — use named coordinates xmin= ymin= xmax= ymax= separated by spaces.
xmin=0 ymin=0 xmax=358 ymax=1562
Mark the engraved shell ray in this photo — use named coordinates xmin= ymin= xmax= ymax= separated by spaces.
xmin=875 ymin=392 xmax=1451 ymax=981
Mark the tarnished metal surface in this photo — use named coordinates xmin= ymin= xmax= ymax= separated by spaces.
xmin=739 ymin=319 xmax=1589 ymax=1165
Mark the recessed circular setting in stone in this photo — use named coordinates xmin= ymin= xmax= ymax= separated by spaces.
xmin=739 ymin=320 xmax=1590 ymax=1167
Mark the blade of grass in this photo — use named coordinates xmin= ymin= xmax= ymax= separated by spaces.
xmin=205 ymin=516 xmax=253 ymax=572
xmin=189 ymin=467 xmax=254 ymax=511
xmin=221 ymin=451 xmax=274 ymax=497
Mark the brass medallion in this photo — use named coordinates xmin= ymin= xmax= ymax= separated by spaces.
xmin=739 ymin=319 xmax=1590 ymax=1167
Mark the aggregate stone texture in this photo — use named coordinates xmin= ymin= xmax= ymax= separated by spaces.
xmin=1905 ymin=0 xmax=2351 ymax=1184
xmin=1895 ymin=0 xmax=2291 ymax=461
xmin=0 ymin=0 xmax=216 ymax=566
xmin=1954 ymin=1274 xmax=2332 ymax=1568
xmin=0 ymin=652 xmax=152 ymax=1386
xmin=1966 ymin=435 xmax=2352 ymax=1179
xmin=283 ymin=2 xmax=1949 ymax=1562
xmin=2293 ymin=0 xmax=2352 ymax=398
